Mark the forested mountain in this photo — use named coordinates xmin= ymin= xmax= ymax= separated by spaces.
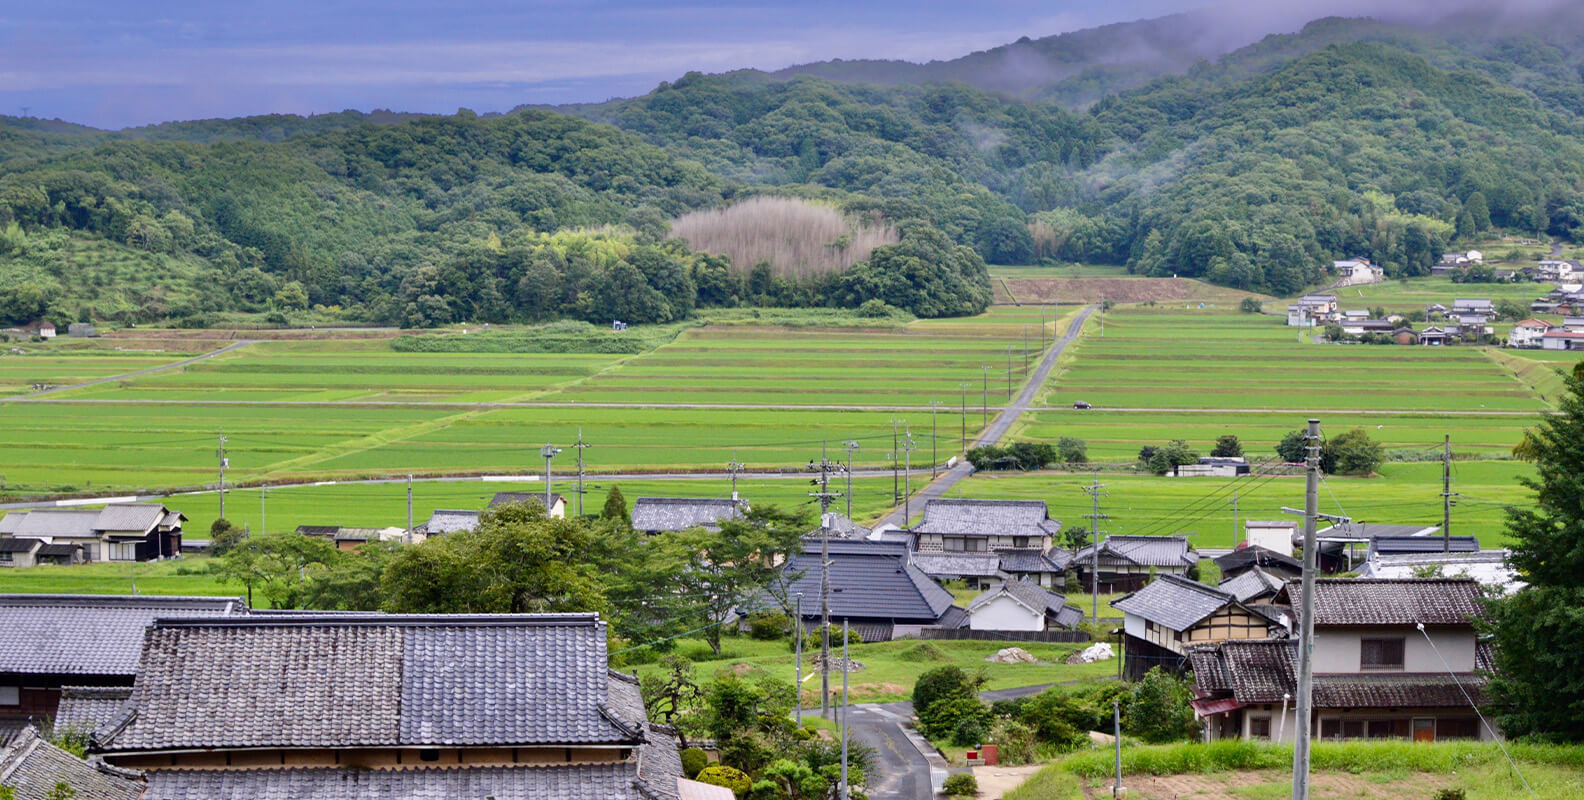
xmin=10 ymin=12 xmax=1584 ymax=325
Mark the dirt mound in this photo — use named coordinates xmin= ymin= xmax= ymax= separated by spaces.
xmin=896 ymin=643 xmax=949 ymax=662
xmin=999 ymin=277 xmax=1266 ymax=305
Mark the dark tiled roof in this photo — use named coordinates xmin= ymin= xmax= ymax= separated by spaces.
xmin=140 ymin=762 xmax=658 ymax=800
xmin=631 ymin=498 xmax=743 ymax=532
xmin=295 ymin=525 xmax=339 ymax=536
xmin=94 ymin=504 xmax=168 ymax=533
xmin=488 ymin=492 xmax=566 ymax=510
xmin=1044 ymin=547 xmax=1074 ymax=571
xmin=0 ymin=594 xmax=246 ymax=676
xmin=1185 ymin=645 xmax=1232 ymax=695
xmin=35 ymin=544 xmax=80 ymax=557
xmin=913 ymin=499 xmax=1061 ymax=538
xmin=53 ymin=687 xmax=132 ymax=736
xmin=1112 ymin=575 xmax=1235 ymax=632
xmin=1276 ymin=578 xmax=1486 ymax=626
xmin=1312 ymin=674 xmax=1485 ymax=708
xmin=1211 ymin=640 xmax=1297 ymax=704
xmin=995 ymin=549 xmax=1063 ymax=575
xmin=1214 ymin=546 xmax=1301 ymax=576
xmin=909 ymin=552 xmax=1003 ymax=579
xmin=638 ymin=723 xmax=683 ymax=800
xmin=1075 ymin=535 xmax=1197 ymax=569
xmin=780 ymin=541 xmax=954 ymax=624
xmin=0 ymin=728 xmax=143 ymax=800
xmin=0 ymin=538 xmax=40 ymax=553
xmin=97 ymin=614 xmax=640 ymax=752
xmin=1369 ymin=536 xmax=1480 ymax=555
xmin=1219 ymin=567 xmax=1286 ymax=604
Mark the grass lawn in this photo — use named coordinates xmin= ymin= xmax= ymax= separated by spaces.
xmin=1334 ymin=275 xmax=1550 ymax=314
xmin=622 ymin=635 xmax=1117 ymax=706
xmin=0 ymin=556 xmax=245 ymax=601
xmin=1009 ymin=740 xmax=1584 ymax=800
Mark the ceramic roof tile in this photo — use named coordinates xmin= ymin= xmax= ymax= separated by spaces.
xmin=141 ymin=762 xmax=652 ymax=800
xmin=0 ymin=594 xmax=245 ymax=676
xmin=53 ymin=688 xmax=132 ymax=736
xmin=630 ymin=498 xmax=743 ymax=532
xmin=909 ymin=552 xmax=1003 ymax=579
xmin=1219 ymin=567 xmax=1286 ymax=603
xmin=0 ymin=728 xmax=143 ymax=800
xmin=1075 ymin=535 xmax=1197 ymax=568
xmin=9 ymin=510 xmax=99 ymax=538
xmin=421 ymin=510 xmax=480 ymax=534
xmin=779 ymin=541 xmax=953 ymax=623
xmin=1278 ymin=578 xmax=1486 ymax=626
xmin=93 ymin=504 xmax=167 ymax=533
xmin=1112 ymin=575 xmax=1235 ymax=632
xmin=914 ymin=499 xmax=1061 ymax=537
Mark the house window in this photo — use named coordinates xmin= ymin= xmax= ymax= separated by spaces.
xmin=944 ymin=538 xmax=963 ymax=552
xmin=0 ymin=552 xmax=11 ymax=563
xmin=1014 ymin=537 xmax=1030 ymax=549
xmin=1437 ymin=718 xmax=1480 ymax=739
xmin=1249 ymin=717 xmax=1271 ymax=739
xmin=1360 ymin=638 xmax=1405 ymax=670
xmin=0 ymin=686 xmax=17 ymax=706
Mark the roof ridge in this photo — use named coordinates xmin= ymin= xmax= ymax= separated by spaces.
xmin=151 ymin=613 xmax=604 ymax=628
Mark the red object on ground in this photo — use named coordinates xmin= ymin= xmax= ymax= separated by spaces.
xmin=981 ymin=744 xmax=998 ymax=765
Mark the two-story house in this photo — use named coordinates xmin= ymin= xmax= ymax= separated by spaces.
xmin=1112 ymin=575 xmax=1284 ymax=681
xmin=91 ymin=612 xmax=683 ymax=800
xmin=1187 ymin=578 xmax=1495 ymax=743
xmin=1072 ymin=534 xmax=1199 ymax=593
xmin=909 ymin=498 xmax=1068 ymax=588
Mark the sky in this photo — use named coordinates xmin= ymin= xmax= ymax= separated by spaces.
xmin=0 ymin=0 xmax=1234 ymax=129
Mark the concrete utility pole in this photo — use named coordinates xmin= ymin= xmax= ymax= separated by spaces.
xmin=890 ymin=419 xmax=902 ymax=505
xmin=807 ymin=443 xmax=844 ymax=720
xmin=574 ymin=429 xmax=590 ymax=517
xmin=1231 ymin=490 xmax=1239 ymax=546
xmin=1023 ymin=325 xmax=1030 ymax=373
xmin=1442 ymin=435 xmax=1452 ymax=543
xmin=1100 ymin=293 xmax=1106 ymax=337
xmin=794 ymin=592 xmax=804 ymax=726
xmin=841 ymin=619 xmax=851 ymax=800
xmin=843 ymin=440 xmax=859 ymax=520
xmin=217 ymin=432 xmax=228 ymax=521
xmin=959 ymin=382 xmax=970 ymax=452
xmin=728 ymin=451 xmax=745 ymax=502
xmin=1292 ymin=418 xmax=1322 ymax=800
xmin=981 ymin=365 xmax=990 ymax=428
xmin=541 ymin=444 xmax=562 ymax=510
xmin=928 ymin=400 xmax=942 ymax=478
xmin=260 ymin=485 xmax=267 ymax=536
xmin=407 ymin=474 xmax=414 ymax=541
xmin=1082 ymin=477 xmax=1109 ymax=621
xmin=1113 ymin=699 xmax=1123 ymax=798
xmin=902 ymin=429 xmax=917 ymax=525
xmin=1006 ymin=346 xmax=1015 ymax=401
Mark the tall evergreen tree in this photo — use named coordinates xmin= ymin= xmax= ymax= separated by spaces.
xmin=1486 ymin=362 xmax=1584 ymax=740
xmin=602 ymin=485 xmax=631 ymax=528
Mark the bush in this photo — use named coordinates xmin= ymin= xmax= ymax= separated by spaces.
xmin=857 ymin=298 xmax=899 ymax=318
xmin=1056 ymin=437 xmax=1088 ymax=464
xmin=1433 ymin=790 xmax=1467 ymax=800
xmin=951 ymin=714 xmax=991 ymax=746
xmin=1123 ymin=667 xmax=1200 ymax=744
xmin=943 ymin=773 xmax=979 ymax=797
xmin=1210 ymin=434 xmax=1242 ymax=458
xmin=1239 ymin=297 xmax=1262 ymax=313
xmin=680 ymin=747 xmax=708 ymax=779
xmin=746 ymin=611 xmax=790 ymax=640
xmin=697 ymin=765 xmax=753 ymax=795
xmin=790 ymin=624 xmax=863 ymax=653
xmin=921 ymin=696 xmax=992 ymax=741
xmin=913 ymin=666 xmax=984 ymax=720
xmin=966 ymin=442 xmax=1056 ymax=471
xmin=989 ymin=718 xmax=1038 ymax=765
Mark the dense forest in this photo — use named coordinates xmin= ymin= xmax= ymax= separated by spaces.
xmin=9 ymin=12 xmax=1584 ymax=325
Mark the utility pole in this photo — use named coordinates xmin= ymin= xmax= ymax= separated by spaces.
xmin=1442 ymin=434 xmax=1452 ymax=543
xmin=1113 ymin=700 xmax=1123 ymax=798
xmin=1006 ymin=346 xmax=1015 ymax=400
xmin=1291 ymin=418 xmax=1322 ymax=800
xmin=406 ymin=474 xmax=414 ymax=542
xmin=1023 ymin=325 xmax=1030 ymax=373
xmin=794 ymin=593 xmax=804 ymax=726
xmin=1100 ymin=293 xmax=1105 ymax=337
xmin=728 ymin=451 xmax=745 ymax=502
xmin=260 ymin=485 xmax=267 ymax=536
xmin=981 ymin=366 xmax=990 ymax=428
xmin=928 ymin=400 xmax=942 ymax=478
xmin=217 ymin=432 xmax=228 ymax=521
xmin=959 ymin=382 xmax=970 ymax=452
xmin=1082 ymin=477 xmax=1109 ymax=621
xmin=841 ymin=619 xmax=851 ymax=800
xmin=890 ymin=419 xmax=901 ymax=505
xmin=541 ymin=444 xmax=562 ymax=510
xmin=574 ymin=429 xmax=590 ymax=517
xmin=808 ymin=443 xmax=844 ymax=720
xmin=902 ymin=429 xmax=917 ymax=525
xmin=843 ymin=440 xmax=860 ymax=520
xmin=1231 ymin=490 xmax=1239 ymax=547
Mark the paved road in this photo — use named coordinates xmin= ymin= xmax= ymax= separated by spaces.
xmin=1 ymin=340 xmax=257 ymax=401
xmin=874 ymin=305 xmax=1096 ymax=528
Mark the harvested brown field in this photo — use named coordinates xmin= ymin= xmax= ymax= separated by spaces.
xmin=995 ymin=277 xmax=1268 ymax=305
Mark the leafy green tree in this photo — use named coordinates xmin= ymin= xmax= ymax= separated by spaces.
xmin=1211 ymin=434 xmax=1243 ymax=458
xmin=272 ymin=280 xmax=309 ymax=311
xmin=912 ymin=666 xmax=984 ymax=722
xmin=208 ymin=518 xmax=245 ymax=555
xmin=1057 ymin=437 xmax=1088 ymax=464
xmin=666 ymin=505 xmax=810 ymax=655
xmin=1275 ymin=430 xmax=1309 ymax=463
xmin=1465 ymin=191 xmax=1492 ymax=233
xmin=1326 ymin=427 xmax=1384 ymax=476
xmin=601 ymin=485 xmax=631 ymax=527
xmin=1488 ymin=364 xmax=1584 ymax=741
xmin=212 ymin=533 xmax=341 ymax=609
xmin=1122 ymin=667 xmax=1199 ymax=743
xmin=1239 ymin=297 xmax=1263 ymax=313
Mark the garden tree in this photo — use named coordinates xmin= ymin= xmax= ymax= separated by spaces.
xmin=211 ymin=532 xmax=341 ymax=609
xmin=601 ymin=485 xmax=631 ymax=527
xmin=1056 ymin=436 xmax=1088 ymax=464
xmin=208 ymin=518 xmax=244 ymax=555
xmin=1139 ymin=440 xmax=1198 ymax=475
xmin=662 ymin=505 xmax=811 ymax=655
xmin=912 ymin=666 xmax=988 ymax=741
xmin=1210 ymin=434 xmax=1243 ymax=458
xmin=302 ymin=541 xmax=402 ymax=611
xmin=1239 ymin=297 xmax=1263 ymax=313
xmin=1486 ymin=363 xmax=1584 ymax=741
xmin=639 ymin=656 xmax=703 ymax=744
xmin=1122 ymin=667 xmax=1200 ymax=743
xmin=1326 ymin=427 xmax=1385 ymax=475
xmin=379 ymin=504 xmax=617 ymax=614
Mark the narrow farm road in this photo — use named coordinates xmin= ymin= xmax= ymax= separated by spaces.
xmin=873 ymin=305 xmax=1096 ymax=529
xmin=1 ymin=340 xmax=257 ymax=401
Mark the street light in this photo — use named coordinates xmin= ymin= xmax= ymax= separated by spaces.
xmin=541 ymin=444 xmax=562 ymax=509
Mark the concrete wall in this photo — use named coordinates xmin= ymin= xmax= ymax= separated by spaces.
xmin=968 ymin=595 xmax=1043 ymax=632
xmin=1311 ymin=626 xmax=1476 ymax=674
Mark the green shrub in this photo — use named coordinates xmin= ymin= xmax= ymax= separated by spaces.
xmin=791 ymin=624 xmax=862 ymax=653
xmin=989 ymin=718 xmax=1038 ymax=765
xmin=942 ymin=772 xmax=979 ymax=797
xmin=746 ymin=611 xmax=790 ymax=640
xmin=912 ymin=666 xmax=984 ymax=721
xmin=1123 ymin=667 xmax=1199 ymax=744
xmin=680 ymin=747 xmax=708 ymax=779
xmin=921 ymin=696 xmax=992 ymax=742
xmin=951 ymin=714 xmax=990 ymax=747
xmin=897 ymin=642 xmax=949 ymax=662
xmin=697 ymin=765 xmax=753 ymax=796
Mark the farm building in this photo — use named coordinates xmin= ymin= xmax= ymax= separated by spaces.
xmin=1286 ymin=294 xmax=1340 ymax=327
xmin=90 ymin=612 xmax=684 ymax=800
xmin=0 ymin=594 xmax=247 ymax=727
xmin=1241 ymin=521 xmax=1296 ymax=555
xmin=1112 ymin=575 xmax=1284 ymax=682
xmin=1170 ymin=457 xmax=1250 ymax=478
xmin=295 ymin=525 xmax=414 ymax=550
xmin=0 ymin=503 xmax=183 ymax=563
xmin=1190 ymin=579 xmax=1496 ymax=744
xmin=1215 ymin=545 xmax=1301 ymax=580
xmin=1359 ymin=550 xmax=1522 ymax=593
xmin=631 ymin=497 xmax=745 ymax=534
xmin=771 ymin=540 xmax=958 ymax=642
xmin=1072 ymin=534 xmax=1199 ymax=593
xmin=963 ymin=577 xmax=1083 ymax=632
xmin=0 ymin=539 xmax=43 ymax=569
xmin=1541 ymin=330 xmax=1584 ymax=350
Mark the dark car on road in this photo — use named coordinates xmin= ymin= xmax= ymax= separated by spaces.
xmin=1073 ymin=400 xmax=1092 ymax=409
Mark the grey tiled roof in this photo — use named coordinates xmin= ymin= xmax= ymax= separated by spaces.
xmin=141 ymin=762 xmax=658 ymax=800
xmin=630 ymin=498 xmax=744 ymax=532
xmin=0 ymin=594 xmax=246 ymax=676
xmin=1276 ymin=578 xmax=1486 ymax=626
xmin=35 ymin=544 xmax=81 ymax=558
xmin=7 ymin=510 xmax=99 ymax=538
xmin=779 ymin=541 xmax=955 ymax=623
xmin=53 ymin=687 xmax=132 ymax=736
xmin=0 ymin=538 xmax=41 ymax=553
xmin=994 ymin=549 xmax=1063 ymax=575
xmin=94 ymin=504 xmax=167 ymax=533
xmin=1044 ymin=547 xmax=1074 ymax=571
xmin=421 ymin=509 xmax=480 ymax=534
xmin=488 ymin=492 xmax=566 ymax=510
xmin=0 ymin=728 xmax=143 ymax=800
xmin=909 ymin=552 xmax=1003 ymax=579
xmin=1313 ymin=674 xmax=1485 ymax=708
xmin=1074 ymin=535 xmax=1198 ymax=568
xmin=98 ymin=614 xmax=640 ymax=752
xmin=968 ymin=578 xmax=1082 ymax=629
xmin=638 ymin=723 xmax=683 ymax=800
xmin=1218 ymin=567 xmax=1286 ymax=603
xmin=1192 ymin=640 xmax=1296 ymax=704
xmin=1112 ymin=575 xmax=1237 ymax=632
xmin=1213 ymin=546 xmax=1300 ymax=577
xmin=1191 ymin=638 xmax=1487 ymax=709
xmin=0 ymin=514 xmax=18 ymax=535
xmin=913 ymin=499 xmax=1061 ymax=537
